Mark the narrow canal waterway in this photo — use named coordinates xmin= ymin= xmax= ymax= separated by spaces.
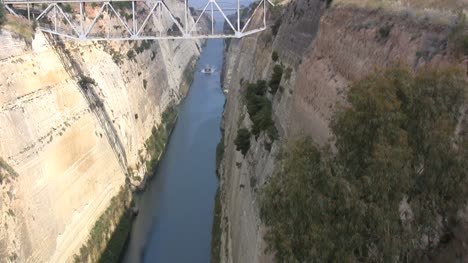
xmin=121 ymin=37 xmax=225 ymax=263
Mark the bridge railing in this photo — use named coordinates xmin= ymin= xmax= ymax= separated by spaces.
xmin=1 ymin=0 xmax=275 ymax=40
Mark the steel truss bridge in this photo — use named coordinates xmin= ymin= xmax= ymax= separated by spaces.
xmin=1 ymin=0 xmax=274 ymax=40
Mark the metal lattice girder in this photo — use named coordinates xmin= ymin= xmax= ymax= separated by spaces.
xmin=1 ymin=0 xmax=275 ymax=40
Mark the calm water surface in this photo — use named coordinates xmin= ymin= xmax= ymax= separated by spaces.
xmin=121 ymin=36 xmax=225 ymax=263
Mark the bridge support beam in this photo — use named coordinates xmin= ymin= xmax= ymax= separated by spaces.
xmin=2 ymin=0 xmax=274 ymax=40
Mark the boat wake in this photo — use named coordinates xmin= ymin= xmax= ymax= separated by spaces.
xmin=201 ymin=64 xmax=215 ymax=74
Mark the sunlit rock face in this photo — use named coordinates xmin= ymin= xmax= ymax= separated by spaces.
xmin=0 ymin=6 xmax=203 ymax=260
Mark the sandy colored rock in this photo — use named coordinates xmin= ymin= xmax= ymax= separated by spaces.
xmin=0 ymin=6 xmax=203 ymax=261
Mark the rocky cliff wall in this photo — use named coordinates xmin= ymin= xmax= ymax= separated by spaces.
xmin=218 ymin=1 xmax=326 ymax=262
xmin=217 ymin=0 xmax=465 ymax=262
xmin=0 ymin=8 xmax=203 ymax=262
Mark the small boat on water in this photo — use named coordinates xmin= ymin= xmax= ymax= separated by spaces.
xmin=202 ymin=64 xmax=213 ymax=74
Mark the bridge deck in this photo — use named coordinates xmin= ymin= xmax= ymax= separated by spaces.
xmin=1 ymin=0 xmax=273 ymax=40
xmin=3 ymin=0 xmax=144 ymax=3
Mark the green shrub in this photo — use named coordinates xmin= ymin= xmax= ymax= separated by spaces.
xmin=98 ymin=209 xmax=132 ymax=263
xmin=234 ymin=128 xmax=251 ymax=155
xmin=126 ymin=49 xmax=135 ymax=60
xmin=251 ymin=100 xmax=274 ymax=137
xmin=189 ymin=7 xmax=196 ymax=16
xmin=269 ymin=65 xmax=283 ymax=94
xmin=162 ymin=105 xmax=177 ymax=131
xmin=112 ymin=53 xmax=123 ymax=64
xmin=460 ymin=35 xmax=468 ymax=52
xmin=215 ymin=135 xmax=224 ymax=173
xmin=261 ymin=138 xmax=338 ymax=262
xmin=271 ymin=51 xmax=279 ymax=62
xmin=102 ymin=45 xmax=123 ymax=65
xmin=167 ymin=23 xmax=180 ymax=35
xmin=112 ymin=1 xmax=132 ymax=11
xmin=246 ymin=80 xmax=267 ymax=98
xmin=62 ymin=3 xmax=72 ymax=13
xmin=246 ymin=93 xmax=268 ymax=119
xmin=377 ymin=24 xmax=392 ymax=39
xmin=134 ymin=40 xmax=151 ymax=54
xmin=0 ymin=157 xmax=18 ymax=179
xmin=181 ymin=55 xmax=197 ymax=90
xmin=79 ymin=75 xmax=96 ymax=88
xmin=449 ymin=14 xmax=468 ymax=58
xmin=271 ymin=19 xmax=281 ymax=36
xmin=261 ymin=65 xmax=467 ymax=262
xmin=32 ymin=20 xmax=38 ymax=31
xmin=9 ymin=253 xmax=18 ymax=261
xmin=143 ymin=108 xmax=174 ymax=174
xmin=284 ymin=67 xmax=292 ymax=80
xmin=0 ymin=2 xmax=6 ymax=27
xmin=3 ymin=15 xmax=34 ymax=44
xmin=74 ymin=187 xmax=131 ymax=263
xmin=144 ymin=106 xmax=178 ymax=175
xmin=210 ymin=189 xmax=222 ymax=263
xmin=244 ymin=80 xmax=278 ymax=141
xmin=249 ymin=175 xmax=257 ymax=188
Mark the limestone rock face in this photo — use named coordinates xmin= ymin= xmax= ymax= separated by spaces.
xmin=218 ymin=1 xmax=463 ymax=262
xmin=0 ymin=13 xmax=202 ymax=262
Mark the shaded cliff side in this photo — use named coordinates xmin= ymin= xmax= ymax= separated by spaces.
xmin=217 ymin=0 xmax=466 ymax=262
xmin=0 ymin=8 xmax=203 ymax=262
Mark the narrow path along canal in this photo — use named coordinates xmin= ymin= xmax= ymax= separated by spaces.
xmin=121 ymin=36 xmax=225 ymax=262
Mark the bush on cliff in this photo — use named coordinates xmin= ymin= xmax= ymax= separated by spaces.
xmin=0 ymin=2 xmax=6 ymax=27
xmin=271 ymin=51 xmax=279 ymax=62
xmin=79 ymin=75 xmax=97 ymax=88
xmin=449 ymin=14 xmax=468 ymax=58
xmin=73 ymin=186 xmax=131 ymax=263
xmin=216 ymin=134 xmax=225 ymax=173
xmin=244 ymin=80 xmax=278 ymax=141
xmin=261 ymin=65 xmax=467 ymax=262
xmin=377 ymin=24 xmax=392 ymax=40
xmin=144 ymin=106 xmax=177 ymax=175
xmin=0 ymin=9 xmax=35 ymax=44
xmin=126 ymin=49 xmax=136 ymax=60
xmin=271 ymin=18 xmax=281 ymax=36
xmin=113 ymin=1 xmax=132 ymax=10
xmin=61 ymin=3 xmax=72 ymax=13
xmin=134 ymin=40 xmax=151 ymax=54
xmin=269 ymin=64 xmax=284 ymax=94
xmin=234 ymin=128 xmax=251 ymax=156
xmin=162 ymin=105 xmax=177 ymax=131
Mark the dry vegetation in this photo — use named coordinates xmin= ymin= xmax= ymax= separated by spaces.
xmin=449 ymin=14 xmax=468 ymax=58
xmin=0 ymin=157 xmax=18 ymax=183
xmin=3 ymin=14 xmax=35 ymax=45
xmin=333 ymin=0 xmax=467 ymax=25
xmin=334 ymin=0 xmax=466 ymax=11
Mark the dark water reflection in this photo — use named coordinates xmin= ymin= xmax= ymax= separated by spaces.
xmin=121 ymin=37 xmax=225 ymax=263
